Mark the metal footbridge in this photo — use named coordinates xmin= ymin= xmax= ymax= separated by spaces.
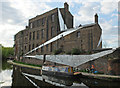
xmin=24 ymin=49 xmax=116 ymax=67
xmin=23 ymin=8 xmax=115 ymax=67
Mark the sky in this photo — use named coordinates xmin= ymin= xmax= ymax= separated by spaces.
xmin=0 ymin=0 xmax=119 ymax=48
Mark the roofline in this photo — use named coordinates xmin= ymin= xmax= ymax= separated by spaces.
xmin=29 ymin=8 xmax=58 ymax=22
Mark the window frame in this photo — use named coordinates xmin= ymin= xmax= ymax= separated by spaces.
xmin=77 ymin=31 xmax=80 ymax=38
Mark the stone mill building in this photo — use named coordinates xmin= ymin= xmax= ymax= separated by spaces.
xmin=14 ymin=2 xmax=102 ymax=58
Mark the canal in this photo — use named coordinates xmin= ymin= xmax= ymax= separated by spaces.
xmin=0 ymin=60 xmax=120 ymax=88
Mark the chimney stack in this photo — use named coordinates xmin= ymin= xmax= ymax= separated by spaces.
xmin=95 ymin=13 xmax=98 ymax=24
xmin=64 ymin=2 xmax=69 ymax=11
xmin=26 ymin=26 xmax=28 ymax=28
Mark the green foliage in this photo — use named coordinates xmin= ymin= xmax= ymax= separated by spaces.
xmin=88 ymin=51 xmax=92 ymax=54
xmin=1 ymin=44 xmax=14 ymax=59
xmin=71 ymin=48 xmax=81 ymax=55
xmin=54 ymin=48 xmax=63 ymax=55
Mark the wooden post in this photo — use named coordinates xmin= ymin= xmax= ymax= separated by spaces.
xmin=43 ymin=54 xmax=46 ymax=65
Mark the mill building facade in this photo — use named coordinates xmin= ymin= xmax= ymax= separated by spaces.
xmin=14 ymin=2 xmax=102 ymax=58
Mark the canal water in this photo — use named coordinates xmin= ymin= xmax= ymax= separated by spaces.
xmin=0 ymin=60 xmax=120 ymax=88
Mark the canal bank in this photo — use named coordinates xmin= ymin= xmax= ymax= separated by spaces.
xmin=8 ymin=60 xmax=120 ymax=82
xmin=81 ymin=72 xmax=120 ymax=81
xmin=7 ymin=60 xmax=42 ymax=70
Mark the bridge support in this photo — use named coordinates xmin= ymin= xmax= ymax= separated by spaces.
xmin=43 ymin=54 xmax=46 ymax=65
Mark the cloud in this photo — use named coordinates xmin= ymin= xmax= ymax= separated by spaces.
xmin=0 ymin=23 xmax=24 ymax=47
xmin=100 ymin=2 xmax=118 ymax=14
xmin=100 ymin=18 xmax=118 ymax=48
xmin=111 ymin=13 xmax=118 ymax=17
xmin=9 ymin=0 xmax=52 ymax=19
xmin=0 ymin=1 xmax=52 ymax=47
xmin=74 ymin=2 xmax=100 ymax=26
xmin=100 ymin=18 xmax=118 ymax=35
xmin=2 ymin=2 xmax=25 ymax=25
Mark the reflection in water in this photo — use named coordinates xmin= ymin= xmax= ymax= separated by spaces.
xmin=80 ymin=77 xmax=120 ymax=88
xmin=1 ymin=62 xmax=120 ymax=88
xmin=0 ymin=70 xmax=12 ymax=87
xmin=42 ymin=75 xmax=73 ymax=86
xmin=11 ymin=66 xmax=35 ymax=87
xmin=11 ymin=66 xmax=87 ymax=88
xmin=0 ymin=59 xmax=12 ymax=87
xmin=2 ymin=59 xmax=12 ymax=70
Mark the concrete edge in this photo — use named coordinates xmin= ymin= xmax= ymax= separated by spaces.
xmin=7 ymin=60 xmax=42 ymax=70
xmin=81 ymin=72 xmax=120 ymax=81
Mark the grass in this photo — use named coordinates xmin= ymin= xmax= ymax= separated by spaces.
xmin=74 ymin=69 xmax=104 ymax=74
xmin=13 ymin=60 xmax=42 ymax=67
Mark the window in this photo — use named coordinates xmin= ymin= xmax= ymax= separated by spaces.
xmin=29 ymin=32 xmax=31 ymax=40
xmin=61 ymin=35 xmax=64 ymax=40
xmin=51 ymin=14 xmax=55 ymax=22
xmin=41 ymin=29 xmax=44 ymax=39
xmin=37 ymin=20 xmax=40 ymax=27
xmin=36 ymin=44 xmax=39 ymax=52
xmin=51 ymin=27 xmax=54 ymax=37
xmin=46 ymin=45 xmax=48 ymax=51
xmin=32 ymin=44 xmax=34 ymax=49
xmin=32 ymin=22 xmax=35 ymax=28
xmin=50 ymin=43 xmax=52 ymax=52
xmin=30 ymin=23 xmax=33 ymax=28
xmin=42 ymin=18 xmax=45 ymax=26
xmin=81 ymin=44 xmax=83 ymax=49
xmin=33 ymin=21 xmax=37 ymax=28
xmin=29 ymin=44 xmax=31 ymax=51
xmin=33 ymin=31 xmax=35 ymax=40
xmin=37 ymin=31 xmax=39 ymax=39
xmin=25 ymin=46 xmax=26 ymax=50
xmin=77 ymin=31 xmax=80 ymax=38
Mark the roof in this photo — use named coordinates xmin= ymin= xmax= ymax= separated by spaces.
xmin=81 ymin=23 xmax=96 ymax=28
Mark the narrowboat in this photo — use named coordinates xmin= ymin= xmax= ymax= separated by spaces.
xmin=41 ymin=66 xmax=75 ymax=78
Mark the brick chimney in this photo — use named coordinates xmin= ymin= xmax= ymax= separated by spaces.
xmin=64 ymin=2 xmax=69 ymax=11
xmin=95 ymin=13 xmax=98 ymax=24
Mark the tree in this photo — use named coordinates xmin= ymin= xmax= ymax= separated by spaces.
xmin=1 ymin=44 xmax=14 ymax=59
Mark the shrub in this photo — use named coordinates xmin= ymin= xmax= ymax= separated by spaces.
xmin=88 ymin=51 xmax=92 ymax=54
xmin=71 ymin=48 xmax=81 ymax=55
xmin=54 ymin=48 xmax=63 ymax=55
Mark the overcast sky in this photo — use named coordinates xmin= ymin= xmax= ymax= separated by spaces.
xmin=0 ymin=0 xmax=119 ymax=48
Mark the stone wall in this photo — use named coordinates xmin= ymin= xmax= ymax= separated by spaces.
xmin=22 ymin=57 xmax=64 ymax=66
xmin=22 ymin=58 xmax=43 ymax=65
xmin=77 ymin=48 xmax=120 ymax=75
xmin=77 ymin=56 xmax=109 ymax=74
xmin=108 ymin=59 xmax=120 ymax=75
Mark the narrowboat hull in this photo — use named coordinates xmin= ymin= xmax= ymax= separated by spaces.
xmin=42 ymin=66 xmax=74 ymax=78
xmin=42 ymin=70 xmax=74 ymax=78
